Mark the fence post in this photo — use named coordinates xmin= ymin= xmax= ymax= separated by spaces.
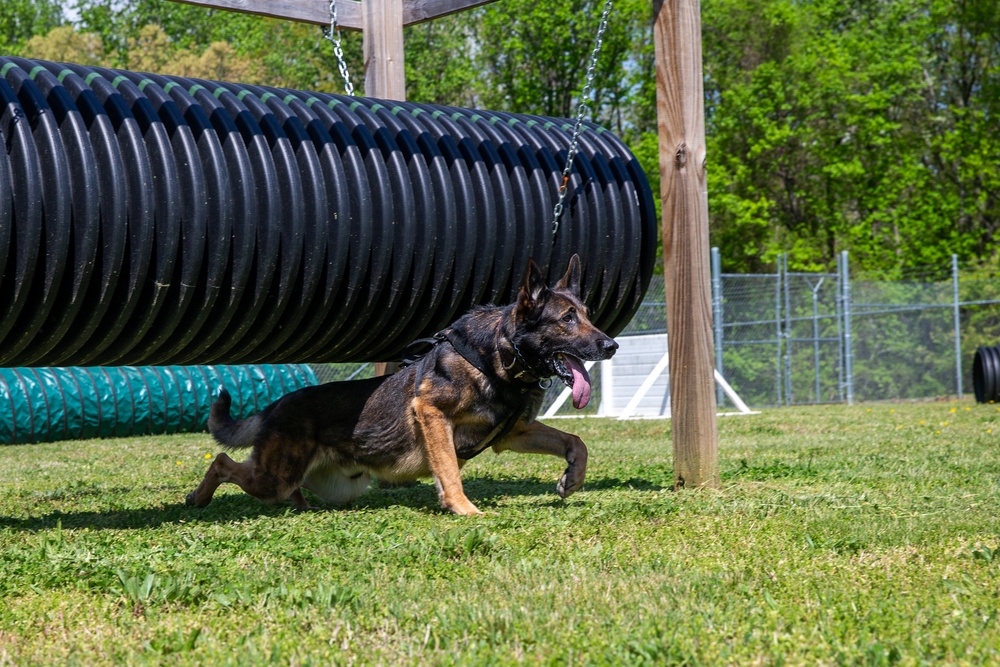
xmin=783 ymin=253 xmax=793 ymax=406
xmin=841 ymin=251 xmax=854 ymax=405
xmin=711 ymin=247 xmax=724 ymax=406
xmin=775 ymin=254 xmax=784 ymax=406
xmin=953 ymin=253 xmax=963 ymax=399
xmin=835 ymin=254 xmax=844 ymax=402
xmin=810 ymin=278 xmax=824 ymax=403
xmin=599 ymin=359 xmax=616 ymax=417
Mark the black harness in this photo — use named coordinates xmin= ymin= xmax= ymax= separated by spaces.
xmin=400 ymin=323 xmax=546 ymax=460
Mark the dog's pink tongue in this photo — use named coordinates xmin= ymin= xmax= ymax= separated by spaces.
xmin=566 ymin=355 xmax=592 ymax=409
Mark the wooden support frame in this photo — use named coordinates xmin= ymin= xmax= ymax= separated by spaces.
xmin=169 ymin=0 xmax=495 ymax=100
xmin=170 ymin=0 xmax=498 ymax=31
xmin=362 ymin=0 xmax=406 ymax=100
xmin=167 ymin=0 xmax=721 ymax=488
xmin=654 ymin=0 xmax=719 ymax=489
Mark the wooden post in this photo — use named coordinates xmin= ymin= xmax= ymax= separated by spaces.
xmin=653 ymin=0 xmax=719 ymax=489
xmin=363 ymin=0 xmax=405 ymax=374
xmin=362 ymin=0 xmax=406 ymax=99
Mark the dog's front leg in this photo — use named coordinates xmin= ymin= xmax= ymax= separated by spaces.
xmin=412 ymin=397 xmax=481 ymax=515
xmin=494 ymin=421 xmax=589 ymax=498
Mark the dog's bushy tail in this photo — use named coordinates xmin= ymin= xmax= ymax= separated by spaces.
xmin=208 ymin=388 xmax=259 ymax=449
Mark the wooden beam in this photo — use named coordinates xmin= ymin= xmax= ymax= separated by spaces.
xmin=169 ymin=0 xmax=362 ymax=29
xmin=363 ymin=0 xmax=406 ymax=99
xmin=168 ymin=0 xmax=498 ymax=30
xmin=653 ymin=0 xmax=719 ymax=489
xmin=402 ymin=0 xmax=498 ymax=24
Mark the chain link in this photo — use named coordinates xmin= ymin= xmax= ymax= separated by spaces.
xmin=323 ymin=0 xmax=355 ymax=96
xmin=552 ymin=0 xmax=614 ymax=237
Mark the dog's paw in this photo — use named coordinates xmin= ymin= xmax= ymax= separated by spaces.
xmin=446 ymin=500 xmax=482 ymax=516
xmin=557 ymin=439 xmax=588 ymax=499
xmin=556 ymin=468 xmax=585 ymax=498
xmin=185 ymin=491 xmax=210 ymax=508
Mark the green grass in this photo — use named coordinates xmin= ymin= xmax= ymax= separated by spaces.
xmin=1 ymin=401 xmax=999 ymax=666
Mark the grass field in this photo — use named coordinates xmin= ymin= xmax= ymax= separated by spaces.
xmin=1 ymin=401 xmax=998 ymax=665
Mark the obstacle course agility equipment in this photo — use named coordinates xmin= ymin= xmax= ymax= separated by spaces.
xmin=0 ymin=364 xmax=317 ymax=444
xmin=0 ymin=57 xmax=656 ymax=366
xmin=973 ymin=345 xmax=1000 ymax=404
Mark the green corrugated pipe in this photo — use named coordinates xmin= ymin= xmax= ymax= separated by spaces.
xmin=0 ymin=365 xmax=318 ymax=444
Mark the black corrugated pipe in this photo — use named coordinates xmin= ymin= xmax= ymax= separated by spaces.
xmin=0 ymin=58 xmax=657 ymax=366
xmin=973 ymin=345 xmax=1000 ymax=403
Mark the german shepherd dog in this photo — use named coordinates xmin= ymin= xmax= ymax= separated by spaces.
xmin=186 ymin=255 xmax=618 ymax=515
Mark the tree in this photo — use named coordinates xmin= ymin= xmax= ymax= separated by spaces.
xmin=473 ymin=0 xmax=653 ymax=136
xmin=71 ymin=0 xmax=222 ymax=63
xmin=69 ymin=0 xmax=359 ymax=91
xmin=0 ymin=0 xmax=63 ymax=53
xmin=702 ymin=0 xmax=999 ymax=274
xmin=923 ymin=0 xmax=1000 ymax=260
xmin=22 ymin=24 xmax=104 ymax=64
xmin=124 ymin=22 xmax=175 ymax=72
xmin=125 ymin=24 xmax=260 ymax=81
xmin=403 ymin=14 xmax=479 ymax=106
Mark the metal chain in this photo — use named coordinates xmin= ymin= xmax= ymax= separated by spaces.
xmin=552 ymin=0 xmax=614 ymax=237
xmin=323 ymin=0 xmax=355 ymax=96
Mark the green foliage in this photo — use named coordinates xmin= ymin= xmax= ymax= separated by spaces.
xmin=704 ymin=0 xmax=1000 ymax=274
xmin=0 ymin=0 xmax=63 ymax=53
xmin=959 ymin=258 xmax=1000 ymax=359
xmin=717 ymin=260 xmax=1000 ymax=407
xmin=72 ymin=0 xmax=219 ymax=63
xmin=1 ymin=405 xmax=999 ymax=663
xmin=403 ymin=15 xmax=479 ymax=106
xmin=20 ymin=24 xmax=105 ymax=64
xmin=474 ymin=0 xmax=654 ymax=134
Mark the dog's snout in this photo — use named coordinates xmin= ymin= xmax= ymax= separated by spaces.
xmin=601 ymin=338 xmax=619 ymax=358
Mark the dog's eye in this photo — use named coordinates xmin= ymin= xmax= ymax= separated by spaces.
xmin=562 ymin=311 xmax=576 ymax=323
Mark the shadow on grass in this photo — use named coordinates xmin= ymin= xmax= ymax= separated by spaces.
xmin=0 ymin=476 xmax=668 ymax=533
xmin=465 ymin=475 xmax=669 ymax=507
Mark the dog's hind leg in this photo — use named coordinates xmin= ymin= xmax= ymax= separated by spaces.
xmin=288 ymin=488 xmax=318 ymax=511
xmin=186 ymin=437 xmax=315 ymax=509
xmin=493 ymin=421 xmax=589 ymax=499
xmin=185 ymin=452 xmax=247 ymax=507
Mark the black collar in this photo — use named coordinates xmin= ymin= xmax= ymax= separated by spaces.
xmin=496 ymin=325 xmax=542 ymax=385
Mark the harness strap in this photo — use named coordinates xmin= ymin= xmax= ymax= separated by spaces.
xmin=496 ymin=330 xmax=541 ymax=383
xmin=398 ymin=326 xmax=532 ymax=461
xmin=442 ymin=328 xmax=495 ymax=378
xmin=400 ymin=334 xmax=447 ymax=368
xmin=457 ymin=406 xmax=526 ymax=461
xmin=401 ymin=328 xmax=503 ymax=380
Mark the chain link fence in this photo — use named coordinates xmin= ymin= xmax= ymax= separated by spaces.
xmin=713 ymin=252 xmax=1000 ymax=408
xmin=311 ymin=251 xmax=1000 ymax=411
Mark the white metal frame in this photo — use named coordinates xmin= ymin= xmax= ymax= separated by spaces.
xmin=541 ymin=337 xmax=755 ymax=420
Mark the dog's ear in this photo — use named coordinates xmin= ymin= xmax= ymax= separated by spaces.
xmin=555 ymin=253 xmax=582 ymax=297
xmin=517 ymin=259 xmax=547 ymax=321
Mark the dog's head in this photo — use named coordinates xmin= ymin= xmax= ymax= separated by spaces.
xmin=512 ymin=254 xmax=618 ymax=409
